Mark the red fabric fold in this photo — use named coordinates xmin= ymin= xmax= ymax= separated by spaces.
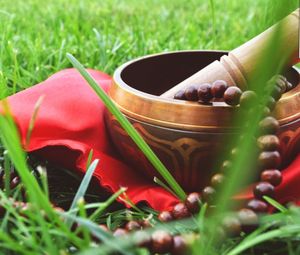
xmin=4 ymin=68 xmax=300 ymax=211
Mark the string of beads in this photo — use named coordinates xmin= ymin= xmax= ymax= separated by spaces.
xmin=0 ymin=75 xmax=294 ymax=254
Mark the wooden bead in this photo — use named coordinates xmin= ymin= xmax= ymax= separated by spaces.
xmin=172 ymin=235 xmax=187 ymax=255
xmin=10 ymin=176 xmax=20 ymax=189
xmin=125 ymin=220 xmax=141 ymax=231
xmin=53 ymin=206 xmax=65 ymax=213
xmin=257 ymin=135 xmax=280 ymax=151
xmin=237 ymin=208 xmax=259 ymax=232
xmin=221 ymin=160 xmax=233 ymax=172
xmin=197 ymin=83 xmax=213 ymax=103
xmin=239 ymin=91 xmax=257 ymax=108
xmin=273 ymin=74 xmax=287 ymax=83
xmin=141 ymin=219 xmax=153 ymax=228
xmin=275 ymin=78 xmax=287 ymax=94
xmin=202 ymin=186 xmax=216 ymax=203
xmin=174 ymin=90 xmax=186 ymax=100
xmin=158 ymin=211 xmax=173 ymax=222
xmin=211 ymin=80 xmax=228 ymax=98
xmin=265 ymin=96 xmax=276 ymax=111
xmin=262 ymin=106 xmax=271 ymax=117
xmin=135 ymin=231 xmax=152 ymax=248
xmin=261 ymin=169 xmax=282 ymax=186
xmin=259 ymin=117 xmax=279 ymax=134
xmin=172 ymin=203 xmax=191 ymax=219
xmin=224 ymin=87 xmax=242 ymax=106
xmin=269 ymin=84 xmax=282 ymax=101
xmin=184 ymin=86 xmax=198 ymax=101
xmin=215 ymin=227 xmax=226 ymax=243
xmin=247 ymin=199 xmax=268 ymax=213
xmin=222 ymin=216 xmax=242 ymax=236
xmin=258 ymin=151 xmax=281 ymax=169
xmin=99 ymin=224 xmax=109 ymax=232
xmin=113 ymin=228 xmax=128 ymax=237
xmin=211 ymin=173 xmax=225 ymax=187
xmin=230 ymin=147 xmax=239 ymax=157
xmin=185 ymin=192 xmax=201 ymax=214
xmin=286 ymin=81 xmax=293 ymax=91
xmin=151 ymin=230 xmax=173 ymax=254
xmin=253 ymin=182 xmax=275 ymax=199
xmin=0 ymin=205 xmax=5 ymax=218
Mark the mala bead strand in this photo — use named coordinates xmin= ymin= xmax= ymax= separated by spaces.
xmin=253 ymin=76 xmax=284 ymax=206
xmin=200 ymin=76 xmax=285 ymax=231
xmin=0 ymin=75 xmax=285 ymax=255
xmin=95 ymin=75 xmax=288 ymax=254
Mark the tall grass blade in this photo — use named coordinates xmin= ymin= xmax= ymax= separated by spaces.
xmin=89 ymin=187 xmax=127 ymax=221
xmin=68 ymin=159 xmax=99 ymax=213
xmin=263 ymin=196 xmax=287 ymax=213
xmin=3 ymin=150 xmax=11 ymax=197
xmin=0 ymin=100 xmax=52 ymax=212
xmin=66 ymin=53 xmax=186 ymax=200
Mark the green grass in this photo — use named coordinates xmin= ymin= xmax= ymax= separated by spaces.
xmin=0 ymin=0 xmax=297 ymax=97
xmin=0 ymin=0 xmax=300 ymax=254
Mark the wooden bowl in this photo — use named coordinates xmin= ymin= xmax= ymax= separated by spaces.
xmin=106 ymin=51 xmax=300 ymax=192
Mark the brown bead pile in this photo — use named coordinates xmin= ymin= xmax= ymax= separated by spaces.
xmin=164 ymin=75 xmax=289 ymax=238
xmin=91 ymin=75 xmax=292 ymax=255
xmin=174 ymin=76 xmax=293 ymax=106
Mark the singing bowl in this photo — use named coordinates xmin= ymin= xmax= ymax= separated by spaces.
xmin=106 ymin=51 xmax=300 ymax=192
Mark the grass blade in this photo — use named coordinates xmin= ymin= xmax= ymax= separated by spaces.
xmin=61 ymin=212 xmax=132 ymax=255
xmin=66 ymin=53 xmax=186 ymax=200
xmin=263 ymin=196 xmax=288 ymax=213
xmin=153 ymin=176 xmax=177 ymax=197
xmin=0 ymin=100 xmax=52 ymax=211
xmin=68 ymin=159 xmax=99 ymax=213
xmin=3 ymin=150 xmax=11 ymax=197
xmin=89 ymin=187 xmax=127 ymax=221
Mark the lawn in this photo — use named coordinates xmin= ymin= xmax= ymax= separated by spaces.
xmin=0 ymin=0 xmax=299 ymax=254
xmin=0 ymin=0 xmax=297 ymax=97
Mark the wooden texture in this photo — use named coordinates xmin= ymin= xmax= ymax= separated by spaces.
xmin=160 ymin=9 xmax=300 ymax=98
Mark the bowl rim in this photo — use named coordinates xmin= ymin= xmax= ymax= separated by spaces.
xmin=110 ymin=50 xmax=300 ymax=132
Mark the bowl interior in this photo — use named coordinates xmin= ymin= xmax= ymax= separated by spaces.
xmin=120 ymin=51 xmax=299 ymax=96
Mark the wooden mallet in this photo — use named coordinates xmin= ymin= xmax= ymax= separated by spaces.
xmin=160 ymin=9 xmax=300 ymax=98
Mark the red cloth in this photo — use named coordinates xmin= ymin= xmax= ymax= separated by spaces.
xmin=5 ymin=69 xmax=300 ymax=211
